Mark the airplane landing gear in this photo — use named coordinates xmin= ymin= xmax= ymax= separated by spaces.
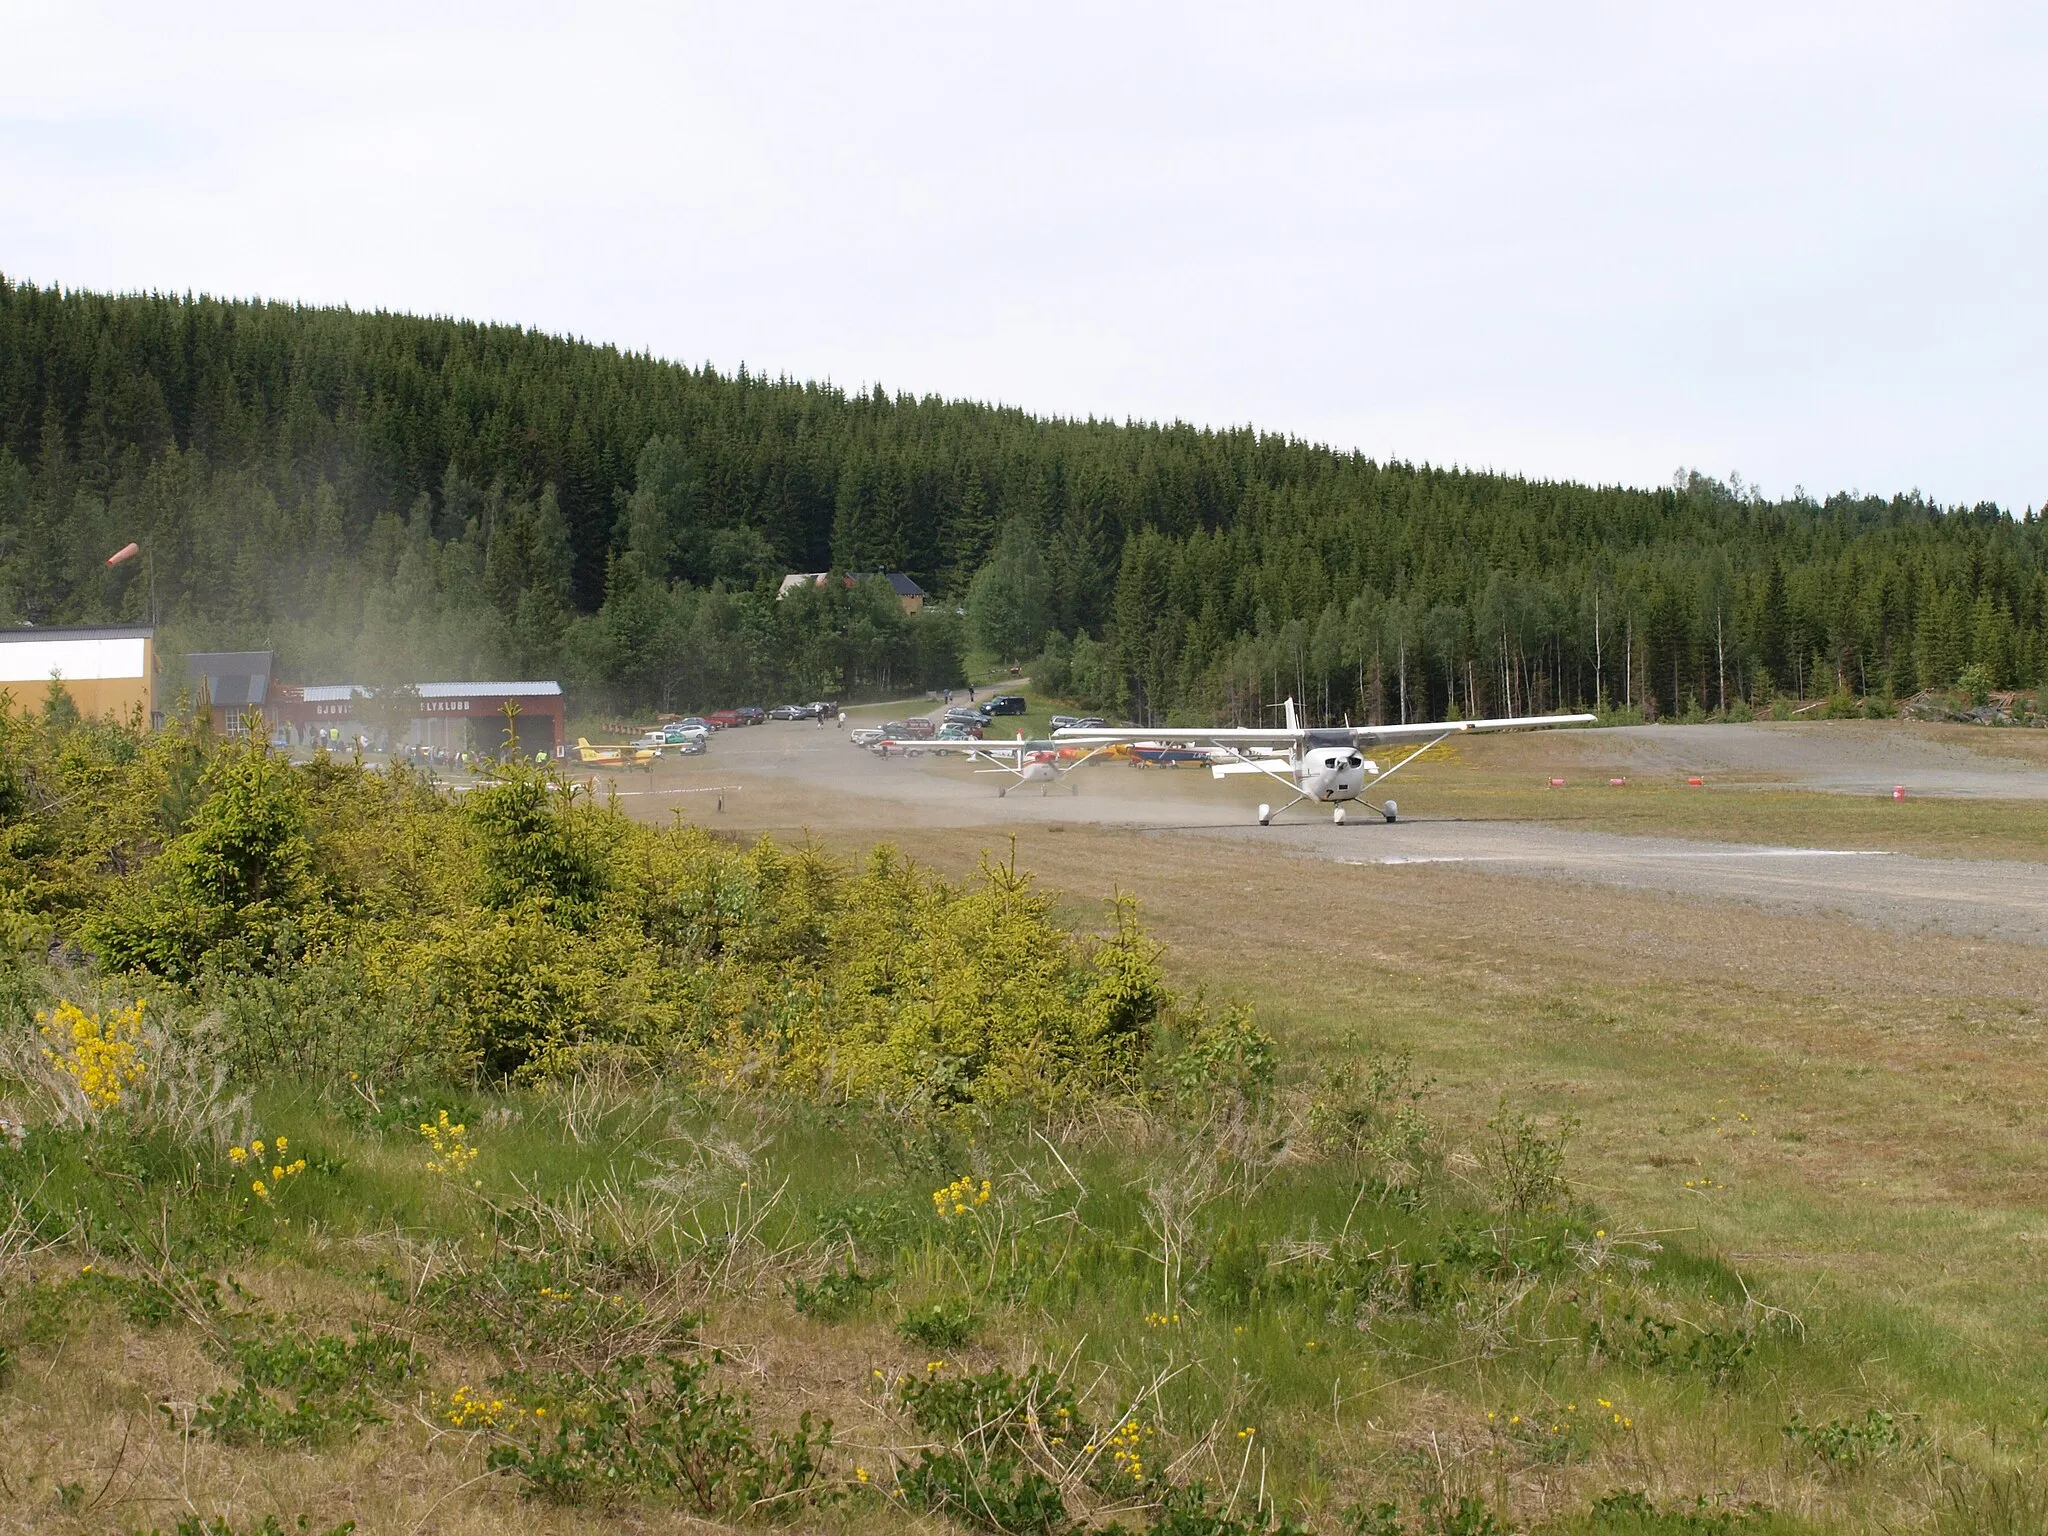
xmin=1383 ymin=799 xmax=1398 ymax=823
xmin=1257 ymin=803 xmax=1272 ymax=826
xmin=1333 ymin=806 xmax=1346 ymax=825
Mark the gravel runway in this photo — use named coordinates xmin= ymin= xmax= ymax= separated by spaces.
xmin=631 ymin=712 xmax=2048 ymax=946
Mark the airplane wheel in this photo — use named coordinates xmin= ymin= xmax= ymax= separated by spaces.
xmin=1383 ymin=799 xmax=1398 ymax=823
xmin=1334 ymin=807 xmax=1346 ymax=825
xmin=1257 ymin=803 xmax=1272 ymax=826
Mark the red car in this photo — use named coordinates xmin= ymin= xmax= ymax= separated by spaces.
xmin=705 ymin=709 xmax=744 ymax=729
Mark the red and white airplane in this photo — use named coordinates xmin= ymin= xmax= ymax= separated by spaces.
xmin=1053 ymin=700 xmax=1594 ymax=824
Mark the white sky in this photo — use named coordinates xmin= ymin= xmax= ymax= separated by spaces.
xmin=3 ymin=2 xmax=2042 ymax=511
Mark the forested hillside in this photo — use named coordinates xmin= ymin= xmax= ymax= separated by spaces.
xmin=2 ymin=274 xmax=2042 ymax=720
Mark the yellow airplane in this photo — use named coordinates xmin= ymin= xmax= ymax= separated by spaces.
xmin=575 ymin=736 xmax=660 ymax=767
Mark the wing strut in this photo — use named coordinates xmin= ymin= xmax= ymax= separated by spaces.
xmin=1358 ymin=731 xmax=1452 ymax=821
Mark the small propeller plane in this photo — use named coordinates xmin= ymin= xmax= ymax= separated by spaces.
xmin=575 ymin=736 xmax=661 ymax=768
xmin=1053 ymin=700 xmax=1594 ymax=824
xmin=876 ymin=737 xmax=1108 ymax=795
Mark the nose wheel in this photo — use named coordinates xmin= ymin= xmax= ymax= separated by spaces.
xmin=1257 ymin=803 xmax=1271 ymax=826
xmin=1333 ymin=806 xmax=1346 ymax=825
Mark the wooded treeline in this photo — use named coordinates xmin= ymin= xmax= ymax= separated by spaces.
xmin=2 ymin=274 xmax=2042 ymax=720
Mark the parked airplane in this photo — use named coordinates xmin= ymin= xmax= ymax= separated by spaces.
xmin=1052 ymin=700 xmax=1595 ymax=824
xmin=875 ymin=737 xmax=1108 ymax=795
xmin=575 ymin=736 xmax=660 ymax=767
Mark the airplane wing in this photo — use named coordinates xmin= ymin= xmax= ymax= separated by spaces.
xmin=877 ymin=739 xmax=1023 ymax=759
xmin=1342 ymin=712 xmax=1596 ymax=743
xmin=1046 ymin=725 xmax=1304 ymax=746
xmin=1052 ymin=712 xmax=1595 ymax=745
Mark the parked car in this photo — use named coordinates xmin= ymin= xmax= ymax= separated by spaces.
xmin=984 ymin=694 xmax=1028 ymax=716
xmin=883 ymin=717 xmax=936 ymax=739
xmin=944 ymin=706 xmax=990 ymax=725
xmin=735 ymin=706 xmax=766 ymax=725
xmin=662 ymin=723 xmax=708 ymax=745
xmin=804 ymin=701 xmax=838 ymax=718
xmin=670 ymin=732 xmax=707 ymax=754
xmin=768 ymin=704 xmax=809 ymax=721
xmin=705 ymin=709 xmax=743 ymax=729
xmin=937 ymin=721 xmax=984 ymax=740
xmin=1049 ymin=714 xmax=1081 ymax=731
xmin=850 ymin=727 xmax=886 ymax=748
xmin=675 ymin=717 xmax=712 ymax=734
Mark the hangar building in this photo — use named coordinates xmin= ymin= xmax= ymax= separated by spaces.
xmin=0 ymin=625 xmax=157 ymax=723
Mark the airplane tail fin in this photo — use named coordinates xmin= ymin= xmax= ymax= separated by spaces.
xmin=1284 ymin=697 xmax=1299 ymax=732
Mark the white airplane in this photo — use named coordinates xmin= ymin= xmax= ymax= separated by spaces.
xmin=875 ymin=737 xmax=1108 ymax=795
xmin=1053 ymin=700 xmax=1595 ymax=824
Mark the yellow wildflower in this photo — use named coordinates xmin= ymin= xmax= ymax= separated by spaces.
xmin=38 ymin=999 xmax=148 ymax=1112
xmin=421 ymin=1109 xmax=480 ymax=1178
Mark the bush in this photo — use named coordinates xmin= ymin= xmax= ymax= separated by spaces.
xmin=16 ymin=713 xmax=1188 ymax=1106
xmin=482 ymin=1353 xmax=831 ymax=1513
xmin=88 ymin=739 xmax=323 ymax=980
xmin=1483 ymin=1099 xmax=1576 ymax=1218
xmin=190 ymin=1328 xmax=417 ymax=1447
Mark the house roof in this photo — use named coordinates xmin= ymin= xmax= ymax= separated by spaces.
xmin=415 ymin=681 xmax=562 ymax=698
xmin=188 ymin=651 xmax=274 ymax=708
xmin=296 ymin=681 xmax=563 ymax=705
xmin=779 ymin=571 xmax=926 ymax=599
xmin=0 ymin=625 xmax=155 ymax=641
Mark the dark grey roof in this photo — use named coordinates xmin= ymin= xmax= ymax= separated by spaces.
xmin=849 ymin=571 xmax=927 ymax=598
xmin=188 ymin=650 xmax=273 ymax=708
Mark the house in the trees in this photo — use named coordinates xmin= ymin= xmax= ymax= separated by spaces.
xmin=777 ymin=571 xmax=926 ymax=614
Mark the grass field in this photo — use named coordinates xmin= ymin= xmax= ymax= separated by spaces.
xmin=7 ymin=708 xmax=2048 ymax=1535
xmin=1411 ymin=777 xmax=2048 ymax=861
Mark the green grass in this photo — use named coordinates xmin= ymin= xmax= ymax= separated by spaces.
xmin=4 ymin=1035 xmax=1975 ymax=1534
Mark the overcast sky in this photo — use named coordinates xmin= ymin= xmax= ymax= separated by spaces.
xmin=3 ymin=2 xmax=2042 ymax=511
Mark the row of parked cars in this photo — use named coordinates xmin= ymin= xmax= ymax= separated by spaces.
xmin=656 ymin=701 xmax=837 ymax=737
xmin=850 ymin=694 xmax=1040 ymax=752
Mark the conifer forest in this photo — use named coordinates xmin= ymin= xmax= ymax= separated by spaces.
xmin=2 ymin=274 xmax=2042 ymax=719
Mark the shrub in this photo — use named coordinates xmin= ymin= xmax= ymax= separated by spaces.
xmin=1168 ymin=1002 xmax=1278 ymax=1106
xmin=898 ymin=1299 xmax=977 ymax=1348
xmin=1782 ymin=1407 xmax=1904 ymax=1466
xmin=788 ymin=1263 xmax=888 ymax=1322
xmin=190 ymin=1328 xmax=417 ymax=1447
xmin=1482 ymin=1099 xmax=1576 ymax=1218
xmin=482 ymin=1353 xmax=831 ymax=1514
xmin=899 ymin=1449 xmax=1072 ymax=1535
xmin=88 ymin=739 xmax=324 ymax=980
